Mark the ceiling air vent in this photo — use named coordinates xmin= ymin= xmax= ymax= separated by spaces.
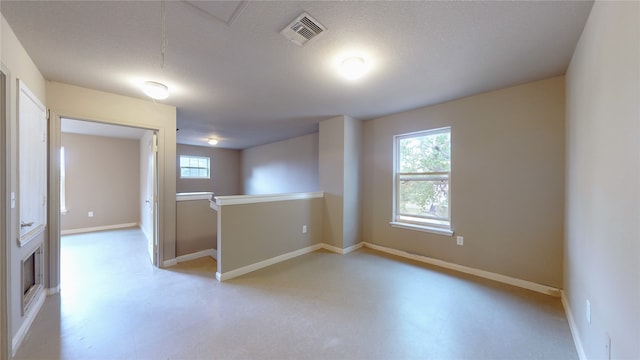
xmin=280 ymin=12 xmax=326 ymax=46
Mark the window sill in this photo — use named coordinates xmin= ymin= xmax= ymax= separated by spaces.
xmin=389 ymin=222 xmax=454 ymax=236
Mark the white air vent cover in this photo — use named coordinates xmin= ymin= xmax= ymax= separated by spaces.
xmin=280 ymin=12 xmax=326 ymax=46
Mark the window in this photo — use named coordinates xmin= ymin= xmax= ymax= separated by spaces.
xmin=179 ymin=155 xmax=210 ymax=179
xmin=392 ymin=127 xmax=452 ymax=235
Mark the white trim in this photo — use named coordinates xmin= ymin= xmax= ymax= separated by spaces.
xmin=46 ymin=285 xmax=60 ymax=295
xmin=390 ymin=221 xmax=454 ymax=236
xmin=60 ymin=222 xmax=137 ymax=235
xmin=561 ymin=290 xmax=587 ymax=360
xmin=12 ymin=289 xmax=45 ymax=357
xmin=209 ymin=200 xmax=219 ymax=211
xmin=162 ymin=259 xmax=178 ymax=267
xmin=362 ymin=242 xmax=561 ymax=297
xmin=215 ymin=192 xmax=324 ymax=206
xmin=216 ymin=244 xmax=324 ymax=281
xmin=175 ymin=248 xmax=217 ymax=263
xmin=322 ymin=242 xmax=363 ymax=255
xmin=176 ymin=192 xmax=213 ymax=202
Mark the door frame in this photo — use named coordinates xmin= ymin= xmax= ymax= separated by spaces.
xmin=48 ymin=116 xmax=163 ymax=290
xmin=1 ymin=66 xmax=10 ymax=360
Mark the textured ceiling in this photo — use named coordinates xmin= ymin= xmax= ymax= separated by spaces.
xmin=1 ymin=1 xmax=593 ymax=149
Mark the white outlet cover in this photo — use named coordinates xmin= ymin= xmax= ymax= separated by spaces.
xmin=456 ymin=236 xmax=463 ymax=245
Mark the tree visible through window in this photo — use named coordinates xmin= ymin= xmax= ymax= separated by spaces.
xmin=394 ymin=127 xmax=451 ymax=231
xmin=179 ymin=155 xmax=210 ymax=179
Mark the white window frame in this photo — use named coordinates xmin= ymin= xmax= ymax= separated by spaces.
xmin=179 ymin=155 xmax=210 ymax=179
xmin=391 ymin=127 xmax=453 ymax=236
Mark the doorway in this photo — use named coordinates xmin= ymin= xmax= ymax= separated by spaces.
xmin=58 ymin=118 xmax=159 ymax=266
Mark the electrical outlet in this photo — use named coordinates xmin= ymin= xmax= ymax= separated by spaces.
xmin=586 ymin=299 xmax=591 ymax=324
xmin=88 ymin=211 xmax=94 ymax=218
xmin=302 ymin=225 xmax=307 ymax=234
xmin=456 ymin=236 xmax=463 ymax=246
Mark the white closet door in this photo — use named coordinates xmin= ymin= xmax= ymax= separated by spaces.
xmin=18 ymin=80 xmax=47 ymax=246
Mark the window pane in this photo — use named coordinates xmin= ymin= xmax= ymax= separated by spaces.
xmin=399 ymin=132 xmax=450 ymax=173
xmin=180 ymin=156 xmax=189 ymax=167
xmin=398 ymin=179 xmax=449 ymax=220
xmin=179 ymin=155 xmax=211 ymax=179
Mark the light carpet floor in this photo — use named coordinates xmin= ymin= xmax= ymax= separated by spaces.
xmin=14 ymin=228 xmax=578 ymax=359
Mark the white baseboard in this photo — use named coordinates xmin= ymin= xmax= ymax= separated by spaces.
xmin=61 ymin=222 xmax=138 ymax=235
xmin=322 ymin=242 xmax=363 ymax=255
xmin=211 ymin=240 xmax=560 ymax=298
xmin=175 ymin=248 xmax=217 ymax=263
xmin=561 ymin=290 xmax=587 ymax=360
xmin=46 ymin=285 xmax=60 ymax=295
xmin=362 ymin=242 xmax=561 ymax=297
xmin=216 ymin=244 xmax=324 ymax=281
xmin=162 ymin=259 xmax=178 ymax=267
xmin=12 ymin=289 xmax=46 ymax=356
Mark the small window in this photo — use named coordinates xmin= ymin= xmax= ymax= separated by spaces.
xmin=179 ymin=155 xmax=210 ymax=179
xmin=392 ymin=127 xmax=452 ymax=235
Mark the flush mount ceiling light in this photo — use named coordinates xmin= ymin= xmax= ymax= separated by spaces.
xmin=143 ymin=81 xmax=169 ymax=100
xmin=207 ymin=138 xmax=219 ymax=146
xmin=339 ymin=56 xmax=368 ymax=80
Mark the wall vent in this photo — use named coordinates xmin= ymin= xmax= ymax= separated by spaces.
xmin=280 ymin=12 xmax=326 ymax=46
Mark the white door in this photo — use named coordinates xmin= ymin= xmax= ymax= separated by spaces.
xmin=18 ymin=81 xmax=47 ymax=246
xmin=148 ymin=133 xmax=159 ymax=265
xmin=140 ymin=131 xmax=158 ymax=265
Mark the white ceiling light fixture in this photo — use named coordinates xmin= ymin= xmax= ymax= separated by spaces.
xmin=207 ymin=138 xmax=219 ymax=146
xmin=339 ymin=56 xmax=369 ymax=80
xmin=141 ymin=1 xmax=170 ymax=101
xmin=143 ymin=81 xmax=169 ymax=100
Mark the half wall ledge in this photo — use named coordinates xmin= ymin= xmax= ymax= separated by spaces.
xmin=211 ymin=191 xmax=325 ymax=281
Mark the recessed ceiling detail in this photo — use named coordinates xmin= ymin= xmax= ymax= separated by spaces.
xmin=183 ymin=0 xmax=248 ymax=26
xmin=280 ymin=12 xmax=326 ymax=46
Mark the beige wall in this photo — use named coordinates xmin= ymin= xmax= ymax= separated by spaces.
xmin=242 ymin=133 xmax=319 ymax=195
xmin=176 ymin=144 xmax=241 ymax=195
xmin=61 ymin=133 xmax=140 ymax=231
xmin=319 ymin=116 xmax=363 ymax=250
xmin=46 ymin=81 xmax=177 ymax=265
xmin=1 ymin=13 xmax=48 ymax=356
xmin=565 ymin=2 xmax=639 ymax=359
xmin=343 ymin=116 xmax=363 ymax=249
xmin=218 ymin=198 xmax=323 ymax=273
xmin=176 ymin=199 xmax=216 ymax=257
xmin=319 ymin=117 xmax=346 ymax=248
xmin=362 ymin=76 xmax=566 ymax=288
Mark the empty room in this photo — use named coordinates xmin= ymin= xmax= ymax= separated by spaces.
xmin=1 ymin=1 xmax=638 ymax=360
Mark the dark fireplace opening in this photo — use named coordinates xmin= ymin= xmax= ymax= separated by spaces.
xmin=23 ymin=254 xmax=35 ymax=296
xmin=22 ymin=246 xmax=42 ymax=314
